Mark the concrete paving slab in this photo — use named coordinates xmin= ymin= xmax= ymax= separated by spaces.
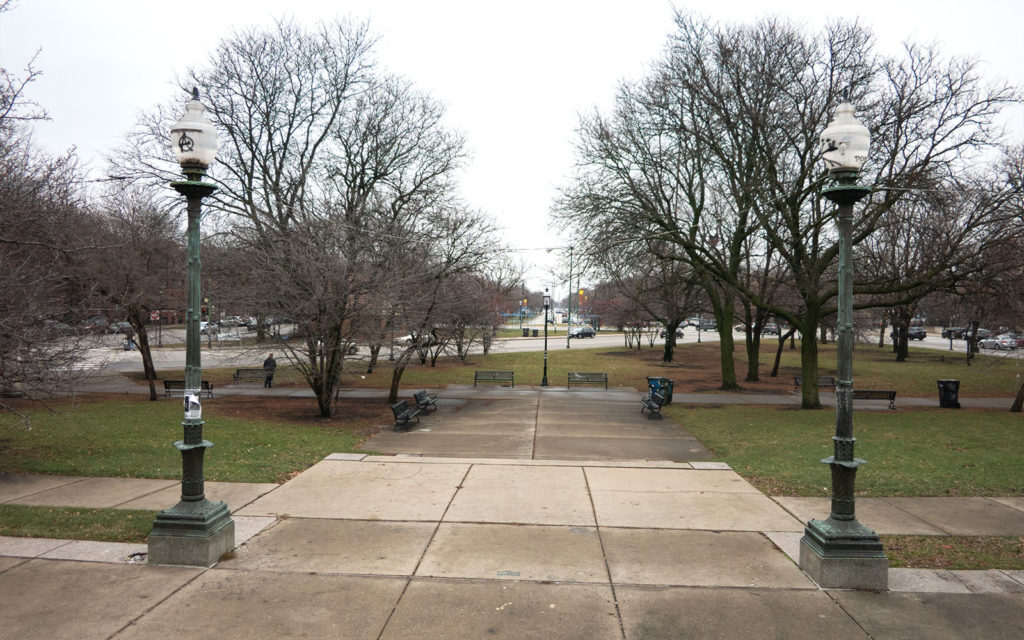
xmin=324 ymin=452 xmax=369 ymax=461
xmin=39 ymin=540 xmax=147 ymax=563
xmin=11 ymin=476 xmax=177 ymax=508
xmin=416 ymin=523 xmax=608 ymax=583
xmin=764 ymin=530 xmax=804 ymax=562
xmin=444 ymin=465 xmax=595 ymax=525
xmin=586 ymin=467 xmax=761 ymax=494
xmin=373 ymin=456 xmax=692 ymax=469
xmin=234 ymin=459 xmax=468 ymax=520
xmin=116 ymin=570 xmax=406 ymax=640
xmin=112 ymin=480 xmax=278 ymax=511
xmin=366 ymin=432 xmax=534 ymax=457
xmin=0 ymin=559 xmax=201 ymax=640
xmin=381 ymin=579 xmax=620 ymax=640
xmin=1005 ymin=570 xmax=1024 ymax=587
xmin=830 ymin=590 xmax=1024 ymax=640
xmin=616 ymin=586 xmax=870 ymax=639
xmin=224 ymin=518 xmax=435 ymax=575
xmin=989 ymin=496 xmax=1024 ymax=513
xmin=883 ymin=497 xmax=1024 ymax=535
xmin=232 ymin=515 xmax=276 ymax=546
xmin=601 ymin=528 xmax=813 ymax=588
xmin=0 ymin=536 xmax=71 ymax=558
xmin=0 ymin=473 xmax=85 ymax=502
xmin=538 ymin=417 xmax=694 ymax=438
xmin=591 ymin=490 xmax=804 ymax=531
xmin=887 ymin=568 xmax=970 ymax=593
xmin=689 ymin=461 xmax=732 ymax=470
xmin=0 ymin=556 xmax=25 ymax=572
xmin=954 ymin=570 xmax=1024 ymax=593
xmin=535 ymin=435 xmax=712 ymax=461
xmin=773 ymin=496 xmax=946 ymax=535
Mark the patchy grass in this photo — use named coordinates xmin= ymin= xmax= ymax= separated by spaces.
xmin=0 ymin=504 xmax=156 ymax=543
xmin=883 ymin=535 xmax=1024 ymax=570
xmin=0 ymin=394 xmax=382 ymax=483
xmin=672 ymin=406 xmax=1024 ymax=497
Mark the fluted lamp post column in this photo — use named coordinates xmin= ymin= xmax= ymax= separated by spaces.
xmin=798 ymin=97 xmax=887 ymax=590
xmin=148 ymin=87 xmax=235 ymax=567
xmin=541 ymin=289 xmax=551 ymax=386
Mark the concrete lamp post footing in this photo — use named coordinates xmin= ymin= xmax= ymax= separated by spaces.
xmin=149 ymin=498 xmax=235 ymax=567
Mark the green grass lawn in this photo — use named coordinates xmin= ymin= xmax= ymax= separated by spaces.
xmin=0 ymin=504 xmax=156 ymax=543
xmin=0 ymin=396 xmax=372 ymax=483
xmin=674 ymin=405 xmax=1024 ymax=497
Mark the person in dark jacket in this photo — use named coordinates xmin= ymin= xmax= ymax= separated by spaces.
xmin=263 ymin=353 xmax=277 ymax=388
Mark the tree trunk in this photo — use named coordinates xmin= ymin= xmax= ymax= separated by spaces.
xmin=770 ymin=328 xmax=796 ymax=377
xmin=1011 ymin=381 xmax=1024 ymax=412
xmin=366 ymin=343 xmax=381 ymax=374
xmin=126 ymin=305 xmax=158 ymax=401
xmin=799 ymin=312 xmax=822 ymax=409
xmin=877 ymin=315 xmax=887 ymax=348
xmin=744 ymin=328 xmax=761 ymax=382
xmin=388 ymin=366 xmax=405 ymax=404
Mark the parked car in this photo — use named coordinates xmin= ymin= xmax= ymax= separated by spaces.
xmin=979 ymin=334 xmax=1018 ymax=350
xmin=106 ymin=321 xmax=134 ymax=335
xmin=941 ymin=327 xmax=966 ymax=339
xmin=889 ymin=327 xmax=926 ymax=341
xmin=696 ymin=319 xmax=717 ymax=331
xmin=976 ymin=328 xmax=992 ymax=339
xmin=81 ymin=316 xmax=109 ymax=333
xmin=200 ymin=321 xmax=218 ymax=335
xmin=568 ymin=326 xmax=596 ymax=339
xmin=659 ymin=328 xmax=684 ymax=339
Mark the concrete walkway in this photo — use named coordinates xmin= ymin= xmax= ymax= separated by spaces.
xmin=2 ymin=382 xmax=1022 ymax=638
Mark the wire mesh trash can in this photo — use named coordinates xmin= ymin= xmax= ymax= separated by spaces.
xmin=647 ymin=376 xmax=674 ymax=404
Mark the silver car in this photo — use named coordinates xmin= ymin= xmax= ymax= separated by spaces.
xmin=979 ymin=334 xmax=1017 ymax=350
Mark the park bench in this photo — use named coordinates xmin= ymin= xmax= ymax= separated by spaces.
xmin=793 ymin=375 xmax=837 ymax=392
xmin=567 ymin=372 xmax=608 ymax=389
xmin=851 ymin=389 xmax=897 ymax=410
xmin=640 ymin=392 xmax=665 ymax=419
xmin=414 ymin=389 xmax=438 ymax=411
xmin=232 ymin=368 xmax=266 ymax=384
xmin=390 ymin=400 xmax=422 ymax=431
xmin=474 ymin=370 xmax=514 ymax=387
xmin=163 ymin=379 xmax=214 ymax=399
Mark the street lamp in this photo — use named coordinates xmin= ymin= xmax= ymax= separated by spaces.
xmin=148 ymin=87 xmax=235 ymax=567
xmin=798 ymin=96 xmax=886 ymax=590
xmin=541 ymin=288 xmax=551 ymax=386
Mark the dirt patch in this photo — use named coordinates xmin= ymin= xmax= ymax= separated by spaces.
xmin=603 ymin=345 xmax=797 ymax=394
xmin=208 ymin=395 xmax=391 ymax=436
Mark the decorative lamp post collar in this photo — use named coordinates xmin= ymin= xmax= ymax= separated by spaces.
xmin=169 ymin=87 xmax=219 ymax=180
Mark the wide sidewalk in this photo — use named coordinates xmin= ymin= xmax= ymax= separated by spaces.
xmin=1 ymin=384 xmax=1022 ymax=638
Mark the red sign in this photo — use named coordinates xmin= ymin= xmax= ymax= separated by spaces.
xmin=150 ymin=311 xmax=160 ymax=321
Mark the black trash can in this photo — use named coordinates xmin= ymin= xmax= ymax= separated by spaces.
xmin=937 ymin=379 xmax=961 ymax=409
xmin=522 ymin=328 xmax=530 ymax=337
xmin=647 ymin=376 xmax=674 ymax=404
xmin=532 ymin=329 xmax=539 ymax=337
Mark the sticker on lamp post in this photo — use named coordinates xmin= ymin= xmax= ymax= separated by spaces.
xmin=184 ymin=393 xmax=202 ymax=420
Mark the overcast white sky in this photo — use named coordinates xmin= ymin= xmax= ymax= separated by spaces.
xmin=2 ymin=0 xmax=1022 ymax=294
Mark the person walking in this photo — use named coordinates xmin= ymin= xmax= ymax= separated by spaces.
xmin=263 ymin=353 xmax=277 ymax=388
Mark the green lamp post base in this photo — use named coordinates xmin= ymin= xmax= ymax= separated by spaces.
xmin=800 ymin=517 xmax=887 ymax=590
xmin=149 ymin=498 xmax=234 ymax=567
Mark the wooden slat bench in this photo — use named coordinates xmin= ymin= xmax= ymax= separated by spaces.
xmin=390 ymin=400 xmax=422 ymax=431
xmin=232 ymin=368 xmax=265 ymax=384
xmin=641 ymin=392 xmax=665 ymax=418
xmin=794 ymin=375 xmax=837 ymax=392
xmin=414 ymin=390 xmax=438 ymax=410
xmin=852 ymin=389 xmax=897 ymax=410
xmin=163 ymin=380 xmax=214 ymax=399
xmin=568 ymin=372 xmax=608 ymax=389
xmin=474 ymin=370 xmax=514 ymax=387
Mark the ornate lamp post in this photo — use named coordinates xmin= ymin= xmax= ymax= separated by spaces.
xmin=798 ymin=97 xmax=887 ymax=590
xmin=148 ymin=88 xmax=235 ymax=567
xmin=541 ymin=288 xmax=551 ymax=386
